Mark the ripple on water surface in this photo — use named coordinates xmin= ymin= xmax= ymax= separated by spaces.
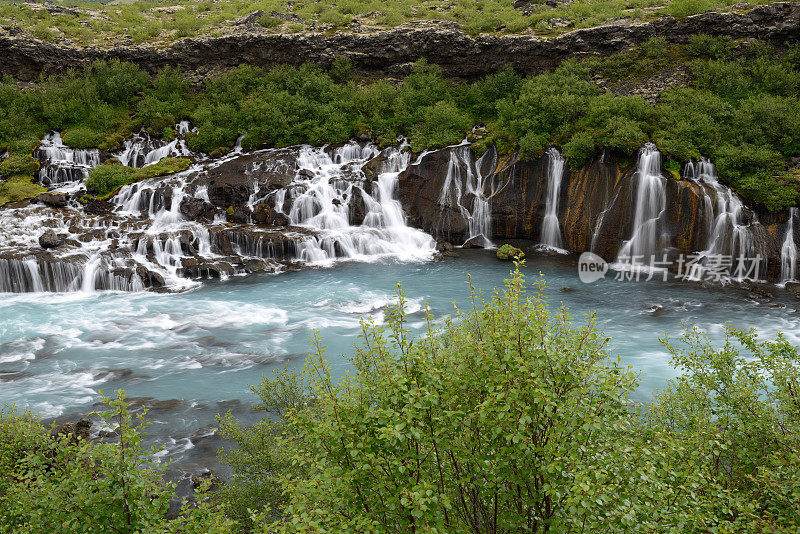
xmin=2 ymin=247 xmax=800 ymax=472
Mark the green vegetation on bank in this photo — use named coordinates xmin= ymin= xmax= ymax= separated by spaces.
xmin=215 ymin=266 xmax=800 ymax=532
xmin=0 ymin=391 xmax=233 ymax=533
xmin=0 ymin=0 xmax=780 ymax=44
xmin=85 ymin=157 xmax=192 ymax=199
xmin=0 ymin=154 xmax=44 ymax=205
xmin=1 ymin=36 xmax=798 ymax=209
xmin=5 ymin=267 xmax=800 ymax=532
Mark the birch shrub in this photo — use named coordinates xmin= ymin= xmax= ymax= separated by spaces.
xmin=221 ymin=267 xmax=644 ymax=532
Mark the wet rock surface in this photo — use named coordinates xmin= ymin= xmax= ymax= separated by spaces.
xmin=33 ymin=192 xmax=69 ymax=208
xmin=38 ymin=229 xmax=64 ymax=249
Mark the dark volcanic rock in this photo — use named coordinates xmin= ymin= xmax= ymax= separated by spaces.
xmin=1 ymin=3 xmax=798 ymax=81
xmin=50 ymin=418 xmax=92 ymax=442
xmin=34 ymin=192 xmax=69 ymax=208
xmin=38 ymin=229 xmax=64 ymax=249
xmin=348 ymin=187 xmax=369 ymax=226
xmin=399 ymin=149 xmax=469 ymax=243
xmin=83 ymin=198 xmax=113 ymax=215
xmin=226 ymin=205 xmax=250 ymax=224
xmin=179 ymin=197 xmax=216 ymax=221
xmin=208 ymin=177 xmax=252 ymax=208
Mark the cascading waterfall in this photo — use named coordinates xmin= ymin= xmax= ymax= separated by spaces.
xmin=616 ymin=143 xmax=667 ymax=265
xmin=780 ymin=207 xmax=798 ymax=284
xmin=684 ymin=158 xmax=759 ymax=282
xmin=285 ymin=143 xmax=436 ymax=263
xmin=538 ymin=148 xmax=566 ymax=252
xmin=35 ymin=132 xmax=100 ymax=186
xmin=115 ymin=121 xmax=193 ymax=167
xmin=437 ymin=144 xmax=501 ymax=247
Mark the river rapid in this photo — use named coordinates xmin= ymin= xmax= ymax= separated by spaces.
xmin=2 ymin=246 xmax=799 ymax=478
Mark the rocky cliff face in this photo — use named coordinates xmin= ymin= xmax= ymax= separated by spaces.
xmin=399 ymin=144 xmax=792 ymax=282
xmin=1 ymin=2 xmax=798 ymax=81
xmin=1 ymin=129 xmax=795 ymax=292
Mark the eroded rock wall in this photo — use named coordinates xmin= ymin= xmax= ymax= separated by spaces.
xmin=1 ymin=2 xmax=798 ymax=81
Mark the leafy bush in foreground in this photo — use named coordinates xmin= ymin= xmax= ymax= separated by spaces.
xmin=219 ymin=267 xmax=800 ymax=533
xmin=0 ymin=391 xmax=233 ymax=533
xmin=223 ymin=268 xmax=643 ymax=531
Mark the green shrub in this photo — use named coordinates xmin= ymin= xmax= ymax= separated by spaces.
xmin=562 ymin=130 xmax=597 ymax=167
xmin=664 ymin=0 xmax=716 ymax=18
xmin=229 ymin=269 xmax=642 ymax=531
xmin=0 ymin=392 xmax=234 ymax=533
xmin=0 ymin=154 xmax=40 ymax=177
xmin=86 ymin=157 xmax=191 ymax=198
xmin=328 ymin=56 xmax=354 ymax=84
xmin=91 ymin=59 xmax=149 ymax=107
xmin=61 ymin=126 xmax=106 ymax=148
xmin=258 ymin=14 xmax=282 ymax=28
xmin=687 ymin=33 xmax=734 ymax=59
xmin=642 ymin=326 xmax=800 ymax=529
xmin=219 ymin=268 xmax=800 ymax=532
xmin=408 ymin=100 xmax=472 ymax=151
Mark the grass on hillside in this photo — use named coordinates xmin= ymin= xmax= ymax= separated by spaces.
xmin=0 ymin=0 xmax=780 ymax=45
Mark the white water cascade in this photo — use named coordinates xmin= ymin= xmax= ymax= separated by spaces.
xmin=684 ymin=158 xmax=759 ymax=282
xmin=538 ymin=148 xmax=566 ymax=252
xmin=438 ymin=144 xmax=503 ymax=247
xmin=616 ymin=143 xmax=667 ymax=265
xmin=35 ymin=132 xmax=100 ymax=186
xmin=281 ymin=143 xmax=436 ymax=264
xmin=780 ymin=207 xmax=798 ymax=284
xmin=115 ymin=121 xmax=193 ymax=167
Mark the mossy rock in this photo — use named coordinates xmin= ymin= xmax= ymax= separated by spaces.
xmin=0 ymin=175 xmax=46 ymax=206
xmin=86 ymin=157 xmax=191 ymax=199
xmin=497 ymin=243 xmax=524 ymax=260
xmin=62 ymin=127 xmax=106 ymax=149
xmin=0 ymin=155 xmax=40 ymax=178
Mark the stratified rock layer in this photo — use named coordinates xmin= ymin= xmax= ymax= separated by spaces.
xmin=1 ymin=3 xmax=798 ymax=81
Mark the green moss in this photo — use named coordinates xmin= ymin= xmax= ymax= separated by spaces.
xmin=61 ymin=127 xmax=106 ymax=149
xmin=496 ymin=243 xmax=524 ymax=261
xmin=664 ymin=159 xmax=682 ymax=180
xmin=0 ymin=155 xmax=40 ymax=178
xmin=85 ymin=157 xmax=191 ymax=199
xmin=0 ymin=175 xmax=46 ymax=205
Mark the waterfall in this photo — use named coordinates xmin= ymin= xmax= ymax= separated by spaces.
xmin=0 ymin=256 xmax=143 ymax=293
xmin=684 ymin=158 xmax=759 ymax=282
xmin=114 ymin=125 xmax=191 ymax=168
xmin=537 ymin=148 xmax=566 ymax=252
xmin=3 ymin=134 xmax=436 ymax=294
xmin=781 ymin=207 xmax=798 ymax=284
xmin=437 ymin=144 xmax=501 ymax=247
xmin=285 ymin=142 xmax=435 ymax=263
xmin=616 ymin=143 xmax=667 ymax=265
xmin=34 ymin=132 xmax=100 ymax=186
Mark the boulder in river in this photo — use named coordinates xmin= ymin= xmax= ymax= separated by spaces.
xmin=496 ymin=243 xmax=524 ymax=260
xmin=34 ymin=192 xmax=69 ymax=208
xmin=463 ymin=236 xmax=490 ymax=249
xmin=50 ymin=418 xmax=92 ymax=442
xmin=38 ymin=229 xmax=64 ymax=249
